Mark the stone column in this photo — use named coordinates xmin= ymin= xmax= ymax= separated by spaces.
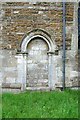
xmin=21 ymin=54 xmax=27 ymax=91
xmin=48 ymin=52 xmax=54 ymax=90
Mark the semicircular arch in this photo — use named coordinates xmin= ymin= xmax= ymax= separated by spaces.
xmin=21 ymin=29 xmax=56 ymax=52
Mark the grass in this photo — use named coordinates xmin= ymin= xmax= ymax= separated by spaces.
xmin=0 ymin=94 xmax=2 ymax=119
xmin=2 ymin=89 xmax=79 ymax=118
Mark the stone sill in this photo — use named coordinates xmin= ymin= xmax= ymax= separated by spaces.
xmin=2 ymin=83 xmax=21 ymax=89
xmin=55 ymin=82 xmax=80 ymax=88
xmin=26 ymin=87 xmax=50 ymax=91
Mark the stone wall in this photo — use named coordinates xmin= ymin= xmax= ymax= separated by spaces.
xmin=1 ymin=2 xmax=74 ymax=50
xmin=0 ymin=2 xmax=78 ymax=92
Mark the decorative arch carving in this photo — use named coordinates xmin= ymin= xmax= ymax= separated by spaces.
xmin=21 ymin=28 xmax=56 ymax=53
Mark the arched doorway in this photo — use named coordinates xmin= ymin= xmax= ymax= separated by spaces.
xmin=18 ymin=29 xmax=57 ymax=90
xmin=27 ymin=37 xmax=49 ymax=87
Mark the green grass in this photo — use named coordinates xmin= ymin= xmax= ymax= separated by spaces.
xmin=2 ymin=89 xmax=79 ymax=118
xmin=0 ymin=94 xmax=2 ymax=119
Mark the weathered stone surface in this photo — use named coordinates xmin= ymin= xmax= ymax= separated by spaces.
xmin=0 ymin=2 xmax=78 ymax=92
xmin=1 ymin=2 xmax=74 ymax=50
xmin=27 ymin=38 xmax=48 ymax=87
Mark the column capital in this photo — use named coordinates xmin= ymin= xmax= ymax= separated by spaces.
xmin=47 ymin=51 xmax=55 ymax=55
xmin=16 ymin=51 xmax=28 ymax=55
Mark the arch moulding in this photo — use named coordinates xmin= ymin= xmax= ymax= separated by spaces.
xmin=21 ymin=29 xmax=56 ymax=52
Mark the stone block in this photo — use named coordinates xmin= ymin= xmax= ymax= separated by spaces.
xmin=70 ymin=71 xmax=78 ymax=78
xmin=10 ymin=83 xmax=21 ymax=89
xmin=2 ymin=83 xmax=10 ymax=88
xmin=6 ymin=77 xmax=16 ymax=83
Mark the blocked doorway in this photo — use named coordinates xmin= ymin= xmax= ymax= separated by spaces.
xmin=27 ymin=37 xmax=49 ymax=87
xmin=20 ymin=29 xmax=56 ymax=90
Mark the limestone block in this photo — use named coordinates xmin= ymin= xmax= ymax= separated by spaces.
xmin=13 ymin=11 xmax=19 ymax=14
xmin=10 ymin=83 xmax=21 ymax=88
xmin=70 ymin=71 xmax=78 ymax=78
xmin=65 ymin=67 xmax=70 ymax=78
xmin=4 ymin=67 xmax=17 ymax=72
xmin=2 ymin=83 xmax=10 ymax=88
xmin=6 ymin=77 xmax=16 ymax=83
xmin=2 ymin=50 xmax=17 ymax=67
xmin=38 ymin=11 xmax=43 ymax=14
